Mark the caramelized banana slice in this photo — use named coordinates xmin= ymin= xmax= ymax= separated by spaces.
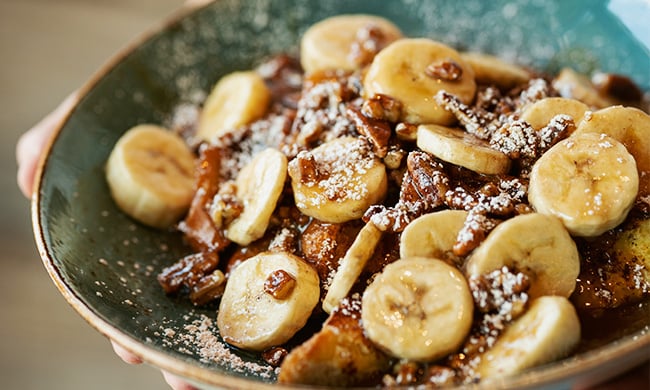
xmin=217 ymin=251 xmax=320 ymax=351
xmin=399 ymin=210 xmax=468 ymax=264
xmin=288 ymin=137 xmax=387 ymax=223
xmin=417 ymin=124 xmax=511 ymax=175
xmin=476 ymin=296 xmax=580 ymax=379
xmin=105 ymin=124 xmax=195 ymax=229
xmin=460 ymin=51 xmax=531 ymax=90
xmin=465 ymin=213 xmax=580 ymax=299
xmin=364 ymin=38 xmax=476 ymax=125
xmin=196 ymin=71 xmax=271 ymax=141
xmin=529 ymin=133 xmax=638 ymax=237
xmin=225 ymin=148 xmax=288 ymax=245
xmin=322 ymin=222 xmax=382 ymax=314
xmin=300 ymin=14 xmax=403 ymax=74
xmin=519 ymin=97 xmax=589 ymax=131
xmin=362 ymin=257 xmax=474 ymax=361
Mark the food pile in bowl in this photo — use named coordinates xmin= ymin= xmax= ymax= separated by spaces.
xmin=103 ymin=14 xmax=649 ymax=387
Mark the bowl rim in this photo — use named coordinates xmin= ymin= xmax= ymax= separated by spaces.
xmin=30 ymin=1 xmax=650 ymax=388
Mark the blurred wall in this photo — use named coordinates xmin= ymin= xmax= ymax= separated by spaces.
xmin=0 ymin=1 xmax=185 ymax=388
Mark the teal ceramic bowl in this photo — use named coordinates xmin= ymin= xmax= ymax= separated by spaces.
xmin=33 ymin=0 xmax=649 ymax=388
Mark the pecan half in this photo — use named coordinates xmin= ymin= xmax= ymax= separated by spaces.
xmin=425 ymin=59 xmax=463 ymax=81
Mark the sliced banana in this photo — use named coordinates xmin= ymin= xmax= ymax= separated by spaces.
xmin=552 ymin=67 xmax=613 ymax=109
xmin=322 ymin=222 xmax=382 ymax=314
xmin=417 ymin=124 xmax=511 ymax=175
xmin=529 ymin=133 xmax=638 ymax=237
xmin=573 ymin=105 xmax=650 ymax=198
xmin=362 ymin=257 xmax=474 ymax=361
xmin=476 ymin=296 xmax=581 ymax=379
xmin=460 ymin=51 xmax=531 ymax=90
xmin=225 ymin=148 xmax=287 ymax=246
xmin=105 ymin=124 xmax=195 ymax=229
xmin=300 ymin=14 xmax=403 ymax=74
xmin=288 ymin=136 xmax=387 ymax=223
xmin=364 ymin=38 xmax=476 ymax=125
xmin=465 ymin=213 xmax=580 ymax=299
xmin=399 ymin=210 xmax=469 ymax=264
xmin=196 ymin=71 xmax=271 ymax=142
xmin=217 ymin=251 xmax=320 ymax=351
xmin=519 ymin=97 xmax=589 ymax=131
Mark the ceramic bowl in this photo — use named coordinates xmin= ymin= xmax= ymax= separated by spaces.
xmin=33 ymin=0 xmax=649 ymax=388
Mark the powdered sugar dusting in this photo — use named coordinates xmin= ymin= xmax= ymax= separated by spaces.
xmin=160 ymin=313 xmax=278 ymax=378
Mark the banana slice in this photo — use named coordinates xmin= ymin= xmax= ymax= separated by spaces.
xmin=460 ymin=52 xmax=531 ymax=90
xmin=217 ymin=251 xmax=320 ymax=351
xmin=417 ymin=124 xmax=511 ymax=175
xmin=225 ymin=148 xmax=287 ymax=246
xmin=573 ymin=105 xmax=650 ymax=198
xmin=476 ymin=296 xmax=581 ymax=379
xmin=465 ymin=213 xmax=580 ymax=299
xmin=196 ymin=71 xmax=271 ymax=142
xmin=322 ymin=222 xmax=382 ymax=314
xmin=105 ymin=124 xmax=195 ymax=229
xmin=362 ymin=257 xmax=474 ymax=361
xmin=552 ymin=67 xmax=614 ymax=109
xmin=399 ymin=210 xmax=469 ymax=264
xmin=364 ymin=38 xmax=476 ymax=125
xmin=300 ymin=14 xmax=403 ymax=74
xmin=528 ymin=132 xmax=639 ymax=237
xmin=288 ymin=136 xmax=387 ymax=223
xmin=519 ymin=97 xmax=589 ymax=131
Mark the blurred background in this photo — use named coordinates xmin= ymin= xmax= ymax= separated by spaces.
xmin=0 ymin=0 xmax=184 ymax=388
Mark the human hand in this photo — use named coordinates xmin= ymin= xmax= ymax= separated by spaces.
xmin=16 ymin=94 xmax=197 ymax=390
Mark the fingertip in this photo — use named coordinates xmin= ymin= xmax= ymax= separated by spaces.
xmin=111 ymin=341 xmax=143 ymax=365
xmin=162 ymin=370 xmax=198 ymax=390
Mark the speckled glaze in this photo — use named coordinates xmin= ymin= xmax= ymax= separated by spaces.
xmin=33 ymin=0 xmax=649 ymax=388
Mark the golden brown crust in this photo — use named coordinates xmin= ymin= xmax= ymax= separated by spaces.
xmin=278 ymin=297 xmax=390 ymax=386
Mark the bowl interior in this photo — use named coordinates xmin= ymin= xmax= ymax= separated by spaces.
xmin=35 ymin=0 xmax=650 ymax=387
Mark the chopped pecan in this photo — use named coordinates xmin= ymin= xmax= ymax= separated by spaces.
xmin=157 ymin=251 xmax=220 ymax=294
xmin=364 ymin=201 xmax=426 ymax=233
xmin=346 ymin=105 xmax=391 ymax=157
xmin=475 ymin=86 xmax=515 ymax=116
xmin=538 ymin=114 xmax=574 ymax=151
xmin=179 ymin=187 xmax=230 ymax=254
xmin=364 ymin=152 xmax=449 ymax=233
xmin=361 ymin=93 xmax=403 ymax=123
xmin=406 ymin=151 xmax=449 ymax=208
xmin=189 ymin=269 xmax=226 ymax=305
xmin=264 ymin=269 xmax=297 ymax=300
xmin=453 ymin=208 xmax=499 ymax=257
xmin=516 ymin=78 xmax=554 ymax=108
xmin=208 ymin=181 xmax=243 ymax=228
xmin=262 ymin=347 xmax=289 ymax=367
xmin=489 ymin=119 xmax=538 ymax=160
xmin=468 ymin=266 xmax=530 ymax=316
xmin=435 ymin=90 xmax=497 ymax=139
xmin=289 ymin=150 xmax=324 ymax=184
xmin=395 ymin=122 xmax=418 ymax=141
xmin=425 ymin=59 xmax=463 ymax=81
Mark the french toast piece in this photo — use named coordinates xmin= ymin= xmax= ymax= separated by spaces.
xmin=278 ymin=295 xmax=390 ymax=386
